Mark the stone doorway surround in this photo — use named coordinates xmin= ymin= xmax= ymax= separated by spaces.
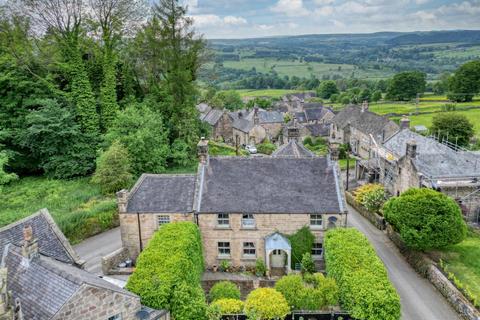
xmin=265 ymin=232 xmax=291 ymax=275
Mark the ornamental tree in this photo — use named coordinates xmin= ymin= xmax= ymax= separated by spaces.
xmin=210 ymin=298 xmax=244 ymax=315
xmin=244 ymin=288 xmax=290 ymax=320
xmin=383 ymin=188 xmax=467 ymax=250
xmin=208 ymin=281 xmax=241 ymax=302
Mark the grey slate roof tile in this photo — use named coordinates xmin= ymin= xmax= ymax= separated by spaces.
xmin=198 ymin=157 xmax=341 ymax=214
xmin=126 ymin=174 xmax=196 ymax=213
xmin=305 ymin=107 xmax=329 ymax=122
xmin=272 ymin=140 xmax=316 ymax=158
xmin=201 ymin=109 xmax=223 ymax=126
xmin=0 ymin=209 xmax=81 ymax=265
xmin=232 ymin=117 xmax=254 ymax=133
xmin=258 ymin=110 xmax=283 ymax=123
xmin=305 ymin=123 xmax=330 ymax=137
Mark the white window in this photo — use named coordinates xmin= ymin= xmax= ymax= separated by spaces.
xmin=312 ymin=243 xmax=323 ymax=256
xmin=310 ymin=214 xmax=323 ymax=228
xmin=241 ymin=214 xmax=255 ymax=228
xmin=108 ymin=315 xmax=122 ymax=320
xmin=243 ymin=242 xmax=256 ymax=257
xmin=217 ymin=213 xmax=230 ymax=227
xmin=157 ymin=215 xmax=170 ymax=227
xmin=218 ymin=242 xmax=231 ymax=256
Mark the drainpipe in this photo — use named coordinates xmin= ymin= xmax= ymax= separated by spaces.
xmin=137 ymin=212 xmax=143 ymax=252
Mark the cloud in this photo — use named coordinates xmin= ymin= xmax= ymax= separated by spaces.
xmin=314 ymin=0 xmax=335 ymax=4
xmin=189 ymin=14 xmax=247 ymax=28
xmin=271 ymin=0 xmax=309 ymax=17
xmin=314 ymin=6 xmax=335 ymax=16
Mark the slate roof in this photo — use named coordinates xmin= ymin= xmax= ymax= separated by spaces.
xmin=332 ymin=105 xmax=399 ymax=138
xmin=200 ymin=109 xmax=223 ymax=126
xmin=305 ymin=107 xmax=329 ymax=122
xmin=0 ymin=209 xmax=82 ymax=265
xmin=126 ymin=174 xmax=196 ymax=213
xmin=295 ymin=112 xmax=307 ymax=123
xmin=198 ymin=157 xmax=343 ymax=214
xmin=232 ymin=117 xmax=254 ymax=133
xmin=384 ymin=129 xmax=480 ymax=178
xmin=306 ymin=123 xmax=330 ymax=137
xmin=2 ymin=245 xmax=136 ymax=320
xmin=258 ymin=110 xmax=283 ymax=123
xmin=196 ymin=103 xmax=211 ymax=114
xmin=304 ymin=102 xmax=323 ymax=109
xmin=272 ymin=140 xmax=316 ymax=158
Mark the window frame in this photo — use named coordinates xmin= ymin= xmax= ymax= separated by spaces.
xmin=157 ymin=215 xmax=170 ymax=228
xmin=310 ymin=214 xmax=323 ymax=228
xmin=218 ymin=241 xmax=231 ymax=257
xmin=241 ymin=213 xmax=256 ymax=229
xmin=312 ymin=242 xmax=323 ymax=257
xmin=107 ymin=314 xmax=122 ymax=320
xmin=217 ymin=213 xmax=230 ymax=228
xmin=242 ymin=242 xmax=256 ymax=258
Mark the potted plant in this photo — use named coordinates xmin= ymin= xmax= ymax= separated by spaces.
xmin=220 ymin=260 xmax=231 ymax=272
xmin=212 ymin=264 xmax=218 ymax=272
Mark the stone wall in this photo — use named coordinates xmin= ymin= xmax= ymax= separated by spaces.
xmin=214 ymin=113 xmax=234 ymax=143
xmin=386 ymin=225 xmax=480 ymax=320
xmin=120 ymin=213 xmax=194 ymax=259
xmin=102 ymin=247 xmax=130 ymax=275
xmin=198 ymin=213 xmax=345 ymax=268
xmin=345 ymin=191 xmax=386 ymax=230
xmin=53 ymin=285 xmax=141 ymax=320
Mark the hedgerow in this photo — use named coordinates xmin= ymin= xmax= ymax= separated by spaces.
xmin=324 ymin=228 xmax=401 ymax=320
xmin=126 ymin=222 xmax=205 ymax=318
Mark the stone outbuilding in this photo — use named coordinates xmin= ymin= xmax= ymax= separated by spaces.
xmin=0 ymin=209 xmax=165 ymax=320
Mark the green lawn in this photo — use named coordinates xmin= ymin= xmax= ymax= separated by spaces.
xmin=235 ymin=89 xmax=305 ymax=98
xmin=209 ymin=141 xmax=248 ymax=156
xmin=223 ymin=58 xmax=393 ymax=80
xmin=0 ymin=177 xmax=118 ymax=244
xmin=339 ymin=157 xmax=356 ymax=170
xmin=439 ymin=230 xmax=480 ymax=305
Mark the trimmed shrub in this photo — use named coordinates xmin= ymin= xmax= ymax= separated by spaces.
xmin=126 ymin=222 xmax=205 ymax=317
xmin=301 ymin=252 xmax=316 ymax=274
xmin=208 ymin=281 xmax=241 ymax=302
xmin=362 ymin=187 xmax=387 ymax=213
xmin=255 ymin=258 xmax=267 ymax=276
xmin=383 ymin=188 xmax=467 ymax=250
xmin=324 ymin=228 xmax=401 ymax=320
xmin=244 ymin=288 xmax=290 ymax=320
xmin=288 ymin=226 xmax=315 ymax=269
xmin=170 ymin=282 xmax=207 ymax=320
xmin=275 ymin=274 xmax=338 ymax=311
xmin=211 ymin=298 xmax=244 ymax=314
xmin=355 ymin=184 xmax=384 ymax=205
xmin=257 ymin=140 xmax=277 ymax=155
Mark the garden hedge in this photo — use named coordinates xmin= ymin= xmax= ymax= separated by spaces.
xmin=383 ymin=188 xmax=467 ymax=250
xmin=126 ymin=222 xmax=206 ymax=317
xmin=324 ymin=228 xmax=401 ymax=320
xmin=208 ymin=281 xmax=241 ymax=302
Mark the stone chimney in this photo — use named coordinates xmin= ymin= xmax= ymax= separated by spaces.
xmin=329 ymin=143 xmax=340 ymax=161
xmin=13 ymin=298 xmax=23 ymax=320
xmin=197 ymin=137 xmax=209 ymax=164
xmin=116 ymin=189 xmax=129 ymax=214
xmin=0 ymin=268 xmax=12 ymax=319
xmin=21 ymin=225 xmax=38 ymax=260
xmin=253 ymin=107 xmax=260 ymax=126
xmin=400 ymin=115 xmax=410 ymax=130
xmin=238 ymin=111 xmax=243 ymax=119
xmin=361 ymin=100 xmax=369 ymax=112
xmin=406 ymin=140 xmax=417 ymax=159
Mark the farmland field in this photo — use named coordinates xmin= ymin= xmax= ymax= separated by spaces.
xmin=235 ymin=89 xmax=305 ymax=98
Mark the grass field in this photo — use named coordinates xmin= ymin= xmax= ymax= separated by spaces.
xmin=0 ymin=177 xmax=118 ymax=244
xmin=223 ymin=58 xmax=393 ymax=80
xmin=439 ymin=230 xmax=480 ymax=306
xmin=235 ymin=89 xmax=305 ymax=98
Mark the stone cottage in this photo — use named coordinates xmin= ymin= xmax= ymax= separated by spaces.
xmin=330 ymin=104 xmax=399 ymax=159
xmin=0 ymin=209 xmax=165 ymax=320
xmin=197 ymin=104 xmax=235 ymax=143
xmin=118 ymin=139 xmax=347 ymax=275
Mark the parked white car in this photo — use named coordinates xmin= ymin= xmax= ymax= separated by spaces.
xmin=245 ymin=145 xmax=257 ymax=154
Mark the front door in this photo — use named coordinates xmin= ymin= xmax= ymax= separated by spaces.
xmin=271 ymin=249 xmax=284 ymax=268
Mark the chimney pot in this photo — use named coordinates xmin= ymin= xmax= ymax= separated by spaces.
xmin=197 ymin=138 xmax=209 ymax=164
xmin=400 ymin=115 xmax=410 ymax=130
xmin=116 ymin=190 xmax=129 ymax=214
xmin=406 ymin=140 xmax=417 ymax=159
xmin=23 ymin=226 xmax=32 ymax=242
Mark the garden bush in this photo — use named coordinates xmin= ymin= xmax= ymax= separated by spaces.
xmin=354 ymin=184 xmax=385 ymax=208
xmin=324 ymin=228 xmax=401 ymax=320
xmin=170 ymin=282 xmax=207 ymax=320
xmin=210 ymin=298 xmax=244 ymax=315
xmin=256 ymin=140 xmax=276 ymax=155
xmin=255 ymin=258 xmax=267 ymax=276
xmin=126 ymin=222 xmax=206 ymax=317
xmin=244 ymin=288 xmax=290 ymax=320
xmin=383 ymin=188 xmax=467 ymax=251
xmin=301 ymin=252 xmax=316 ymax=274
xmin=208 ymin=281 xmax=241 ymax=302
xmin=275 ymin=274 xmax=338 ymax=310
xmin=287 ymin=226 xmax=315 ymax=269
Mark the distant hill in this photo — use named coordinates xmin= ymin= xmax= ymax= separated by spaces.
xmin=387 ymin=30 xmax=480 ymax=45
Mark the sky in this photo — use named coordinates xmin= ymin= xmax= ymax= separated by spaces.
xmin=182 ymin=0 xmax=480 ymax=39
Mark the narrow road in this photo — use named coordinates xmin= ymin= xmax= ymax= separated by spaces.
xmin=347 ymin=204 xmax=461 ymax=320
xmin=74 ymin=227 xmax=122 ymax=275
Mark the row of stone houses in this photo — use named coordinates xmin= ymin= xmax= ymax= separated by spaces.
xmin=197 ymin=105 xmax=284 ymax=145
xmin=117 ymin=134 xmax=347 ymax=275
xmin=328 ymin=104 xmax=480 ymax=222
xmin=0 ymin=209 xmax=166 ymax=320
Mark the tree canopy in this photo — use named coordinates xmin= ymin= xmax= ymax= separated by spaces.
xmin=430 ymin=113 xmax=474 ymax=147
xmin=386 ymin=71 xmax=426 ymax=101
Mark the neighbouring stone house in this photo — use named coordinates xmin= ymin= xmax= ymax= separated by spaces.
xmin=0 ymin=209 xmax=165 ymax=320
xmin=285 ymin=105 xmax=334 ymax=141
xmin=330 ymin=104 xmax=399 ymax=159
xmin=197 ymin=104 xmax=235 ymax=143
xmin=118 ymin=138 xmax=347 ymax=275
xmin=358 ymin=127 xmax=480 ymax=222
